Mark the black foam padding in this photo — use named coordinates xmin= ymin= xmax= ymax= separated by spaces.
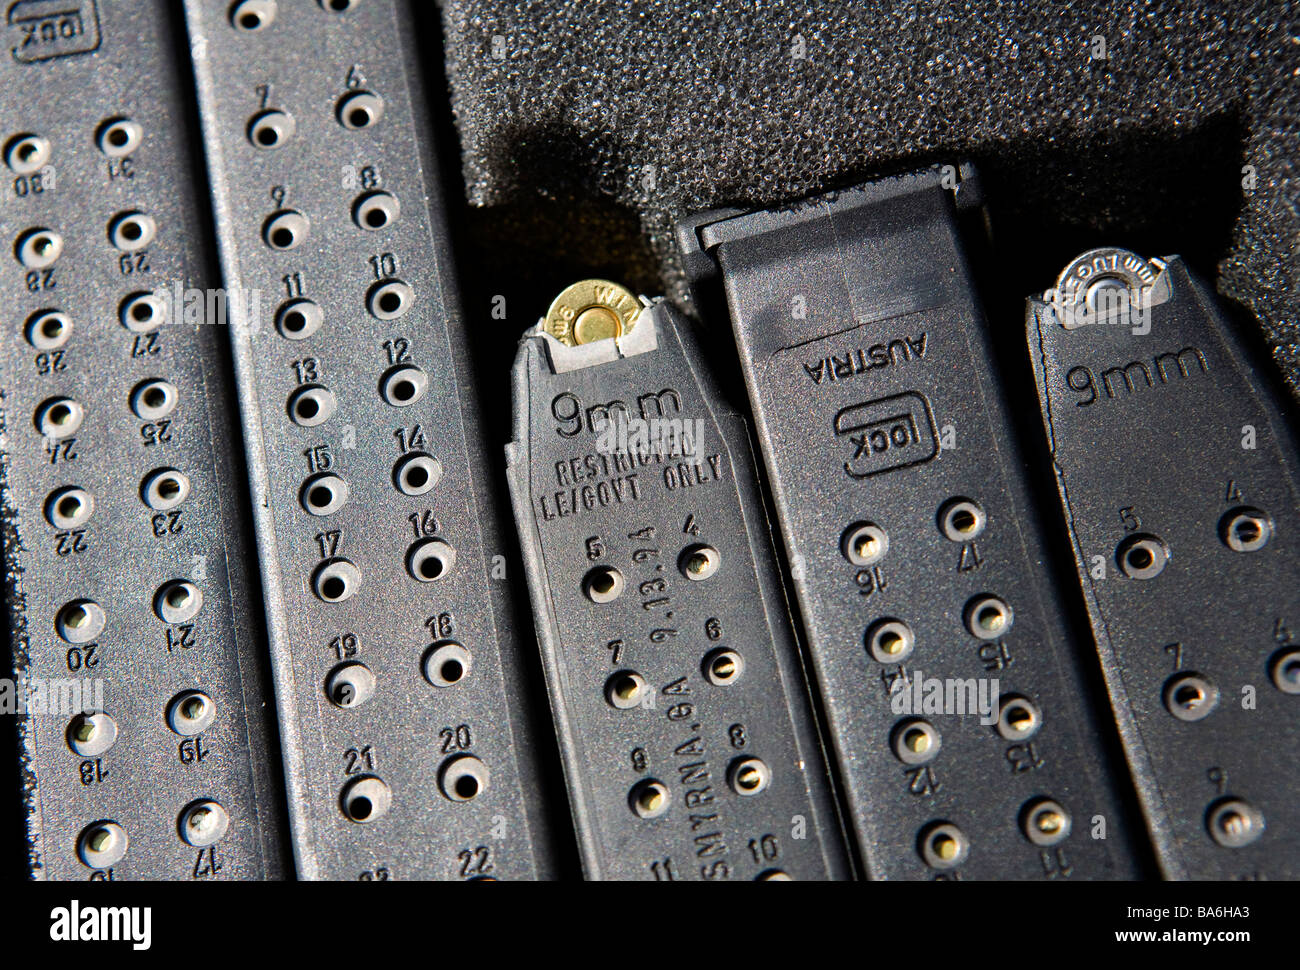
xmin=439 ymin=1 xmax=1299 ymax=398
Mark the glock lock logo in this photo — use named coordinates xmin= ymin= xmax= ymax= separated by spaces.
xmin=8 ymin=0 xmax=100 ymax=63
xmin=835 ymin=391 xmax=938 ymax=479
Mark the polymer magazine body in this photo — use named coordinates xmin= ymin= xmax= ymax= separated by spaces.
xmin=681 ymin=169 xmax=1145 ymax=879
xmin=1027 ymin=249 xmax=1300 ymax=879
xmin=1 ymin=0 xmax=285 ymax=879
xmin=507 ymin=292 xmax=849 ymax=880
xmin=185 ymin=0 xmax=562 ymax=879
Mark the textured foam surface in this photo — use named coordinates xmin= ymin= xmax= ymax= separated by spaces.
xmin=439 ymin=0 xmax=1299 ymax=397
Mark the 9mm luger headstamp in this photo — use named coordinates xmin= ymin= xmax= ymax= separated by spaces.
xmin=679 ymin=166 xmax=1147 ymax=879
xmin=1027 ymin=246 xmax=1300 ymax=879
xmin=507 ymin=279 xmax=851 ymax=880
